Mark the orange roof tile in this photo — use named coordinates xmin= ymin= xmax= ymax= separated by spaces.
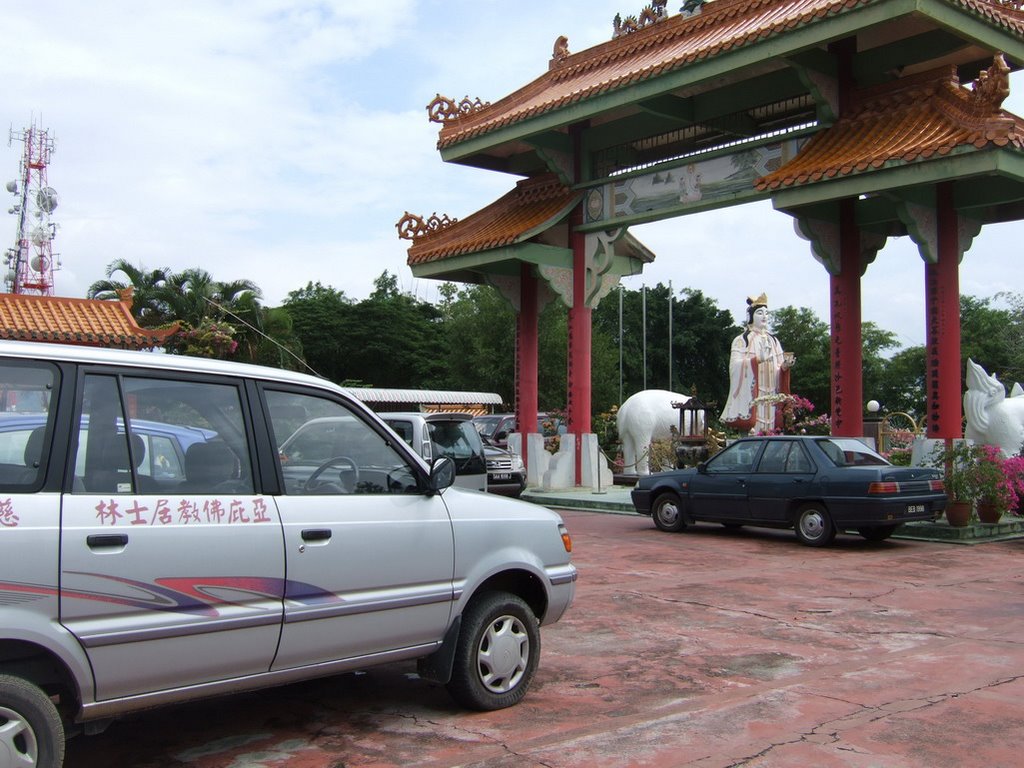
xmin=0 ymin=293 xmax=177 ymax=349
xmin=435 ymin=0 xmax=1024 ymax=150
xmin=404 ymin=174 xmax=580 ymax=265
xmin=755 ymin=59 xmax=1024 ymax=190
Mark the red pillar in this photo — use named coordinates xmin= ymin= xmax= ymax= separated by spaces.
xmin=829 ymin=199 xmax=863 ymax=437
xmin=567 ymin=122 xmax=591 ymax=485
xmin=516 ymin=264 xmax=539 ymax=469
xmin=925 ymin=182 xmax=962 ymax=438
xmin=568 ymin=204 xmax=591 ymax=483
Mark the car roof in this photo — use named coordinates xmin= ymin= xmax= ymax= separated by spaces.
xmin=385 ymin=412 xmax=474 ymax=423
xmin=0 ymin=340 xmax=374 ymax=411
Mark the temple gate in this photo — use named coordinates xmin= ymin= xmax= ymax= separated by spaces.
xmin=398 ymin=0 xmax=1024 ymax=486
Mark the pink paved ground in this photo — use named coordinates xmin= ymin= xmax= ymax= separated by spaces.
xmin=65 ymin=511 xmax=1024 ymax=767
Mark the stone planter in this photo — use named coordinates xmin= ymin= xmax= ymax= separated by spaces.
xmin=945 ymin=501 xmax=972 ymax=527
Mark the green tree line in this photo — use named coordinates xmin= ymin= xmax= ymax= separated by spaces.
xmin=89 ymin=259 xmax=1024 ymax=425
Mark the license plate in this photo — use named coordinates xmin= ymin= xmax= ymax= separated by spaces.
xmin=906 ymin=504 xmax=925 ymax=514
xmin=492 ymin=473 xmax=512 ymax=481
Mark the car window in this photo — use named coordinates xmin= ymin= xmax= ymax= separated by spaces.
xmin=73 ymin=374 xmax=253 ymax=495
xmin=757 ymin=441 xmax=813 ymax=473
xmin=708 ymin=440 xmax=760 ymax=473
xmin=268 ymin=390 xmax=420 ymax=495
xmin=816 ymin=438 xmax=888 ymax=467
xmin=0 ymin=361 xmax=57 ymax=491
xmin=428 ymin=420 xmax=482 ymax=461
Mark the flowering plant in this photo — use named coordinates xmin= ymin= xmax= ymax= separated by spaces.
xmin=164 ymin=320 xmax=239 ymax=359
xmin=1003 ymin=454 xmax=1024 ymax=515
xmin=929 ymin=441 xmax=1014 ymax=509
xmin=882 ymin=428 xmax=915 ymax=466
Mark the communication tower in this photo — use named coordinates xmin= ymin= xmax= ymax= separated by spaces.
xmin=5 ymin=122 xmax=60 ymax=295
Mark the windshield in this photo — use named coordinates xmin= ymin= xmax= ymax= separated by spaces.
xmin=815 ymin=438 xmax=889 ymax=467
xmin=473 ymin=416 xmax=503 ymax=439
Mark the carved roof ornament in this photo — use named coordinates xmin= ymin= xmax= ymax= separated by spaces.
xmin=426 ymin=94 xmax=490 ymax=124
xmin=550 ymin=35 xmax=570 ymax=70
xmin=395 ymin=211 xmax=459 ymax=241
xmin=612 ymin=0 xmax=669 ymax=39
xmin=971 ymin=53 xmax=1011 ymax=111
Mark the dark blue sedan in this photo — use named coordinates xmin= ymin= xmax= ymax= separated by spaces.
xmin=630 ymin=435 xmax=947 ymax=546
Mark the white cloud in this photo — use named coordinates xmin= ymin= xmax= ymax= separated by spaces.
xmin=2 ymin=0 xmax=1021 ymax=351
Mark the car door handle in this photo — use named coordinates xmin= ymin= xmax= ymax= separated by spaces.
xmin=301 ymin=529 xmax=332 ymax=542
xmin=87 ymin=533 xmax=128 ymax=548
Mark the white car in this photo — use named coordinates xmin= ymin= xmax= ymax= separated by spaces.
xmin=0 ymin=341 xmax=576 ymax=768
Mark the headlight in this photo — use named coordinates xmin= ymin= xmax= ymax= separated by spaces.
xmin=513 ymin=455 xmax=525 ymax=472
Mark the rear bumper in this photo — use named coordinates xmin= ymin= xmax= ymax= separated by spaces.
xmin=829 ymin=494 xmax=947 ymax=526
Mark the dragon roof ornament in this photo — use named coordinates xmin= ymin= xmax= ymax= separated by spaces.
xmin=426 ymin=94 xmax=490 ymax=124
xmin=613 ymin=0 xmax=671 ymax=38
xmin=395 ymin=211 xmax=459 ymax=241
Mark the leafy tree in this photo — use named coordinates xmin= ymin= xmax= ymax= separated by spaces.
xmin=960 ymin=294 xmax=1015 ymax=382
xmin=156 ymin=268 xmax=262 ymax=328
xmin=340 ymin=273 xmax=448 ymax=388
xmin=757 ymin=306 xmax=831 ymax=413
xmin=874 ymin=345 xmax=927 ymax=420
xmin=87 ymin=259 xmax=171 ymax=327
xmin=282 ymin=282 xmax=353 ymax=382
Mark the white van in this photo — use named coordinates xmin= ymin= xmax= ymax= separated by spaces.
xmin=382 ymin=412 xmax=488 ymax=492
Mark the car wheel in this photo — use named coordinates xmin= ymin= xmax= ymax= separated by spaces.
xmin=858 ymin=525 xmax=897 ymax=542
xmin=446 ymin=592 xmax=540 ymax=711
xmin=652 ymin=492 xmax=687 ymax=532
xmin=0 ymin=675 xmax=65 ymax=768
xmin=794 ymin=503 xmax=836 ymax=547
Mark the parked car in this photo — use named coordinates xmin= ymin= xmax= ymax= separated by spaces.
xmin=0 ymin=413 xmax=215 ymax=488
xmin=0 ymin=340 xmax=576 ymax=768
xmin=381 ymin=412 xmax=487 ymax=491
xmin=473 ymin=412 xmax=566 ymax=449
xmin=630 ymin=435 xmax=947 ymax=546
xmin=484 ymin=444 xmax=527 ymax=497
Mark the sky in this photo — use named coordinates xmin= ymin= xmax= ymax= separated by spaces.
xmin=2 ymin=0 xmax=1022 ymax=355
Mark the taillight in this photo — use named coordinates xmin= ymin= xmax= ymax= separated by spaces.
xmin=558 ymin=523 xmax=573 ymax=553
xmin=868 ymin=481 xmax=900 ymax=494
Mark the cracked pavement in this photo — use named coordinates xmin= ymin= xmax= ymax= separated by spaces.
xmin=65 ymin=510 xmax=1024 ymax=767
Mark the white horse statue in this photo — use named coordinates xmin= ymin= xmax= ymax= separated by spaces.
xmin=963 ymin=358 xmax=1024 ymax=456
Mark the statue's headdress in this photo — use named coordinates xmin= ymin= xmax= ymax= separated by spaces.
xmin=745 ymin=292 xmax=768 ymax=325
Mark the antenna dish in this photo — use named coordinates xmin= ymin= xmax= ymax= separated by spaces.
xmin=30 ymin=226 xmax=51 ymax=245
xmin=30 ymin=255 xmax=50 ymax=273
xmin=36 ymin=187 xmax=58 ymax=213
xmin=5 ymin=181 xmax=17 ymax=194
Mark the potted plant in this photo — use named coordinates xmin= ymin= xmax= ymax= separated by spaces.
xmin=930 ymin=441 xmax=1013 ymax=525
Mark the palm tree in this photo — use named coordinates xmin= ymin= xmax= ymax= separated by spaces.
xmin=157 ymin=268 xmax=262 ymax=327
xmin=87 ymin=259 xmax=172 ymax=327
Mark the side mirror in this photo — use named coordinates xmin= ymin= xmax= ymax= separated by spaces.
xmin=696 ymin=461 xmax=709 ymax=474
xmin=429 ymin=456 xmax=456 ymax=493
xmin=494 ymin=430 xmax=508 ymax=442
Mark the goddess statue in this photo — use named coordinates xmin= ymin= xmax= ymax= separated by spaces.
xmin=720 ymin=293 xmax=794 ymax=433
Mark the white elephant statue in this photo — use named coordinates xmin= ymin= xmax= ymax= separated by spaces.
xmin=617 ymin=389 xmax=695 ymax=476
xmin=964 ymin=358 xmax=1024 ymax=457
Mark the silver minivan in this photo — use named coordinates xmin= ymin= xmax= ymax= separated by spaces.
xmin=0 ymin=341 xmax=576 ymax=768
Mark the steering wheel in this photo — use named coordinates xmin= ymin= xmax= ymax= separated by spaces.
xmin=305 ymin=456 xmax=359 ymax=494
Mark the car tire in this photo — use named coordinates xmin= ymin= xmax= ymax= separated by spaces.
xmin=446 ymin=592 xmax=540 ymax=711
xmin=652 ymin=492 xmax=687 ymax=532
xmin=0 ymin=674 xmax=65 ymax=768
xmin=858 ymin=525 xmax=897 ymax=542
xmin=794 ymin=503 xmax=836 ymax=547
